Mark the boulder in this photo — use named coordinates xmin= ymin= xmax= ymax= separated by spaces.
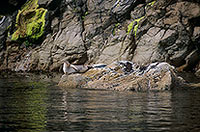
xmin=83 ymin=61 xmax=182 ymax=91
xmin=58 ymin=61 xmax=187 ymax=91
xmin=58 ymin=74 xmax=88 ymax=88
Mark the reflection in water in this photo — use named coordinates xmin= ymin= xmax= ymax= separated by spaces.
xmin=0 ymin=74 xmax=200 ymax=132
xmin=0 ymin=76 xmax=48 ymax=132
xmin=54 ymin=90 xmax=173 ymax=132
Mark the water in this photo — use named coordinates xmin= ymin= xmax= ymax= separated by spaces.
xmin=0 ymin=73 xmax=200 ymax=132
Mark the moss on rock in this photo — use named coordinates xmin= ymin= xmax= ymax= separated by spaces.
xmin=127 ymin=0 xmax=156 ymax=37
xmin=127 ymin=16 xmax=144 ymax=37
xmin=11 ymin=0 xmax=47 ymax=42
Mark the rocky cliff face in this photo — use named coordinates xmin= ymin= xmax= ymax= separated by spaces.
xmin=0 ymin=0 xmax=200 ymax=75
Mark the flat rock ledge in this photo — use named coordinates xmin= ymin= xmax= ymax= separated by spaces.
xmin=58 ymin=61 xmax=199 ymax=91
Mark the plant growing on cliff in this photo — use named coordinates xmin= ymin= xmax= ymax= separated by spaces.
xmin=127 ymin=16 xmax=144 ymax=37
xmin=147 ymin=0 xmax=156 ymax=7
xmin=11 ymin=0 xmax=47 ymax=43
xmin=82 ymin=11 xmax=88 ymax=20
xmin=112 ymin=23 xmax=120 ymax=36
xmin=127 ymin=0 xmax=156 ymax=37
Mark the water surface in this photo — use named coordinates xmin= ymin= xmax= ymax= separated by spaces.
xmin=0 ymin=73 xmax=200 ymax=132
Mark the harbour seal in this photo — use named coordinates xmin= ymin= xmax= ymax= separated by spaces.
xmin=63 ymin=61 xmax=90 ymax=74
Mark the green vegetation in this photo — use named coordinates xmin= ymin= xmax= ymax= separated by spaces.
xmin=147 ymin=0 xmax=156 ymax=7
xmin=116 ymin=0 xmax=121 ymax=7
xmin=127 ymin=16 xmax=144 ymax=36
xmin=13 ymin=81 xmax=48 ymax=132
xmin=25 ymin=39 xmax=32 ymax=46
xmin=127 ymin=0 xmax=156 ymax=37
xmin=82 ymin=11 xmax=88 ymax=19
xmin=112 ymin=23 xmax=120 ymax=35
xmin=11 ymin=0 xmax=47 ymax=43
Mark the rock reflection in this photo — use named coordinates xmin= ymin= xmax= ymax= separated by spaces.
xmin=56 ymin=88 xmax=174 ymax=132
xmin=0 ymin=78 xmax=48 ymax=132
xmin=1 ymin=74 xmax=200 ymax=132
xmin=170 ymin=90 xmax=200 ymax=132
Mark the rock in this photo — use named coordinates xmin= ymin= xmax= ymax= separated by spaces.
xmin=0 ymin=0 xmax=27 ymax=15
xmin=0 ymin=16 xmax=12 ymax=51
xmin=38 ymin=0 xmax=53 ymax=7
xmin=132 ymin=0 xmax=200 ymax=69
xmin=176 ymin=49 xmax=200 ymax=72
xmin=58 ymin=74 xmax=88 ymax=88
xmin=11 ymin=0 xmax=48 ymax=42
xmin=1 ymin=0 xmax=200 ymax=76
xmin=83 ymin=61 xmax=181 ymax=91
xmin=5 ymin=0 xmax=88 ymax=72
xmin=59 ymin=61 xmax=186 ymax=91
xmin=96 ymin=30 xmax=135 ymax=64
xmin=83 ymin=0 xmax=139 ymax=63
xmin=111 ymin=0 xmax=138 ymax=21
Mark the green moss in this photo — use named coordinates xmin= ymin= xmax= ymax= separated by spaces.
xmin=82 ymin=11 xmax=88 ymax=20
xmin=26 ymin=9 xmax=47 ymax=40
xmin=112 ymin=23 xmax=120 ymax=36
xmin=11 ymin=0 xmax=47 ymax=42
xmin=127 ymin=0 xmax=156 ymax=37
xmin=127 ymin=16 xmax=144 ymax=37
xmin=147 ymin=0 xmax=156 ymax=6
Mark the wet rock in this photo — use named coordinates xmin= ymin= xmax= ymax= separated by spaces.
xmin=0 ymin=41 xmax=33 ymax=71
xmin=58 ymin=74 xmax=88 ymax=88
xmin=58 ymin=61 xmax=186 ymax=91
xmin=83 ymin=61 xmax=181 ymax=91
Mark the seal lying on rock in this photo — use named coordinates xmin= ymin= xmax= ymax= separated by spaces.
xmin=63 ymin=61 xmax=90 ymax=74
xmin=59 ymin=61 xmax=191 ymax=91
xmin=63 ymin=61 xmax=107 ymax=74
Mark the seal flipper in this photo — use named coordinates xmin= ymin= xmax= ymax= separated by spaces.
xmin=70 ymin=64 xmax=80 ymax=72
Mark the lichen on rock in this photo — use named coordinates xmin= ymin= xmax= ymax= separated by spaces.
xmin=11 ymin=0 xmax=47 ymax=42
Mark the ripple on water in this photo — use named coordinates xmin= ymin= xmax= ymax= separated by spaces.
xmin=0 ymin=74 xmax=200 ymax=132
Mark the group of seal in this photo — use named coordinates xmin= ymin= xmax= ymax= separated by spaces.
xmin=62 ymin=60 xmax=171 ymax=77
xmin=63 ymin=61 xmax=137 ymax=75
xmin=63 ymin=61 xmax=108 ymax=74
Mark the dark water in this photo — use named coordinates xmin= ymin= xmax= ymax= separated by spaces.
xmin=0 ymin=73 xmax=200 ymax=132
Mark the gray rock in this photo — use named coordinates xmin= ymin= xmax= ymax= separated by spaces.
xmin=58 ymin=61 xmax=187 ymax=91
xmin=132 ymin=0 xmax=200 ymax=69
xmin=58 ymin=74 xmax=88 ymax=88
xmin=1 ymin=0 xmax=200 ymax=75
xmin=111 ymin=0 xmax=137 ymax=21
xmin=0 ymin=16 xmax=12 ymax=51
